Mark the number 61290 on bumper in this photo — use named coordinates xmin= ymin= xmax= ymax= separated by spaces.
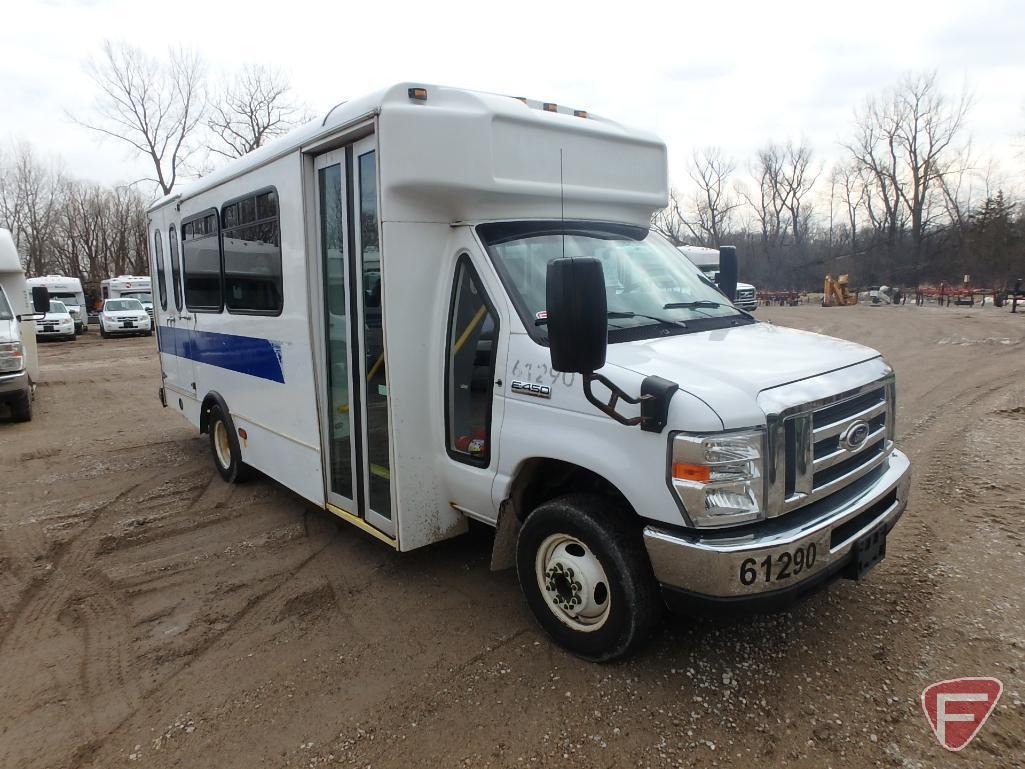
xmin=643 ymin=448 xmax=911 ymax=609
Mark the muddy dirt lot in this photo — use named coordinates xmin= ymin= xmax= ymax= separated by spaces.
xmin=1 ymin=305 xmax=1023 ymax=769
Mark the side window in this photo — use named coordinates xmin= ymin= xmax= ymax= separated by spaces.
xmin=446 ymin=256 xmax=499 ymax=466
xmin=153 ymin=230 xmax=167 ymax=310
xmin=168 ymin=225 xmax=183 ymax=311
xmin=182 ymin=211 xmax=222 ymax=312
xmin=221 ymin=189 xmax=282 ymax=314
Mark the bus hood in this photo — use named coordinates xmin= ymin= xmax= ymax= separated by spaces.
xmin=605 ymin=322 xmax=880 ymax=427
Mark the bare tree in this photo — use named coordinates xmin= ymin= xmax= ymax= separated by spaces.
xmin=75 ymin=41 xmax=205 ymax=195
xmin=651 ymin=188 xmax=690 ymax=245
xmin=845 ymin=72 xmax=971 ymax=277
xmin=687 ymin=148 xmax=741 ymax=246
xmin=206 ymin=64 xmax=311 ymax=160
xmin=0 ymin=143 xmax=64 ymax=274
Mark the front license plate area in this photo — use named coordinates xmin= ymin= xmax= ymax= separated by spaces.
xmin=738 ymin=540 xmax=823 ymax=589
xmin=124 ymin=321 xmax=135 ymax=328
xmin=846 ymin=524 xmax=887 ymax=580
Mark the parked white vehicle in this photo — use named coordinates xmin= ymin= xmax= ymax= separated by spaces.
xmin=678 ymin=245 xmax=758 ymax=311
xmin=0 ymin=228 xmax=45 ymax=422
xmin=35 ymin=300 xmax=76 ymax=341
xmin=99 ymin=298 xmax=152 ymax=338
xmin=26 ymin=274 xmax=86 ymax=333
xmin=147 ymin=83 xmax=910 ymax=660
xmin=101 ymin=275 xmax=154 ymax=322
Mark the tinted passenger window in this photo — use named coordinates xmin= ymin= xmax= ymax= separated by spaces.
xmin=168 ymin=224 xmax=183 ymax=311
xmin=222 ymin=190 xmax=282 ymax=314
xmin=153 ymin=230 xmax=167 ymax=310
xmin=446 ymin=256 xmax=498 ymax=466
xmin=182 ymin=212 xmax=222 ymax=311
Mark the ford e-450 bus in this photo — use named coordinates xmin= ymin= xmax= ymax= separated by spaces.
xmin=147 ymin=84 xmax=911 ymax=660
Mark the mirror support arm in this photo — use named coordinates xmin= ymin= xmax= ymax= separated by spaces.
xmin=582 ymin=373 xmax=650 ymax=427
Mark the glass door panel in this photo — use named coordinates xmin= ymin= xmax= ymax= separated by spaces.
xmin=314 ymin=154 xmax=356 ymax=509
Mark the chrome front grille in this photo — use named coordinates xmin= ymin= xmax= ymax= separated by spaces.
xmin=763 ymin=372 xmax=895 ymax=517
xmin=736 ymin=288 xmax=755 ymax=300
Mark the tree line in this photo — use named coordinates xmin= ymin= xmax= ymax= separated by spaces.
xmin=0 ymin=41 xmax=309 ymax=286
xmin=3 ymin=55 xmax=1021 ymax=293
xmin=652 ymin=72 xmax=1023 ymax=291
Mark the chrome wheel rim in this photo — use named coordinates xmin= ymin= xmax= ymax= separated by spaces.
xmin=213 ymin=420 xmax=232 ymax=469
xmin=534 ymin=533 xmax=611 ymax=632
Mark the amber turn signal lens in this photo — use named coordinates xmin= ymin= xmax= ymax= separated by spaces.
xmin=672 ymin=462 xmax=710 ymax=483
xmin=543 ymin=102 xmax=558 ymax=112
xmin=407 ymin=87 xmax=428 ymax=101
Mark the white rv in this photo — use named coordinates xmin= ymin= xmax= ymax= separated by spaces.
xmin=678 ymin=245 xmax=758 ymax=311
xmin=25 ymin=275 xmax=87 ymax=333
xmin=101 ymin=275 xmax=154 ymax=322
xmin=0 ymin=229 xmax=44 ymax=421
xmin=147 ymin=84 xmax=910 ymax=660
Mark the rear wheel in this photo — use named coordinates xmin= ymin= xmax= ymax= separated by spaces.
xmin=208 ymin=404 xmax=253 ymax=483
xmin=516 ymin=493 xmax=661 ymax=662
xmin=9 ymin=389 xmax=32 ymax=422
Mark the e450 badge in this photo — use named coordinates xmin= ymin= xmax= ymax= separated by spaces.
xmin=511 ymin=380 xmax=552 ymax=399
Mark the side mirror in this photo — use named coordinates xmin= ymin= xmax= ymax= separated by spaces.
xmin=546 ymin=257 xmax=607 ymax=374
xmin=718 ymin=246 xmax=738 ymax=302
xmin=31 ymin=286 xmax=50 ymax=313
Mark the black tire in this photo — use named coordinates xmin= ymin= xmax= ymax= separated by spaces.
xmin=208 ymin=403 xmax=253 ymax=483
xmin=100 ymin=328 xmax=108 ymax=339
xmin=516 ymin=493 xmax=661 ymax=662
xmin=145 ymin=330 xmax=153 ymax=337
xmin=9 ymin=389 xmax=32 ymax=422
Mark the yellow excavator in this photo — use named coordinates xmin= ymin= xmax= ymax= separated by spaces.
xmin=822 ymin=274 xmax=858 ymax=306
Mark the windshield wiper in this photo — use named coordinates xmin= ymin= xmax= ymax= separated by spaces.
xmin=536 ymin=311 xmax=687 ymax=329
xmin=663 ymin=300 xmax=756 ymax=321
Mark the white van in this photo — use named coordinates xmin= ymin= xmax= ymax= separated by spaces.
xmin=0 ymin=228 xmax=45 ymax=422
xmin=25 ymin=275 xmax=87 ymax=333
xmin=101 ymin=275 xmax=154 ymax=322
xmin=678 ymin=245 xmax=758 ymax=311
xmin=147 ymin=84 xmax=910 ymax=660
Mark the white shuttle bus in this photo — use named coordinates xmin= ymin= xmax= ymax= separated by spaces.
xmin=147 ymin=84 xmax=911 ymax=660
xmin=1 ymin=229 xmax=45 ymax=421
xmin=25 ymin=275 xmax=86 ymax=333
xmin=101 ymin=275 xmax=154 ymax=321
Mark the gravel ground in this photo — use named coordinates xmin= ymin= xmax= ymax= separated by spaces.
xmin=0 ymin=303 xmax=1023 ymax=769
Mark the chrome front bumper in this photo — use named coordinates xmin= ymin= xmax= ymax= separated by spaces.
xmin=644 ymin=449 xmax=911 ymax=600
xmin=0 ymin=370 xmax=29 ymax=398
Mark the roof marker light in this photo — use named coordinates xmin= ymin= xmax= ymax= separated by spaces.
xmin=543 ymin=102 xmax=558 ymax=112
xmin=407 ymin=87 xmax=428 ymax=101
xmin=573 ymin=110 xmax=588 ymax=118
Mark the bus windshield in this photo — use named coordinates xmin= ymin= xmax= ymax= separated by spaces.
xmin=121 ymin=291 xmax=152 ymax=303
xmin=53 ymin=293 xmax=80 ymax=307
xmin=478 ymin=221 xmax=752 ymax=342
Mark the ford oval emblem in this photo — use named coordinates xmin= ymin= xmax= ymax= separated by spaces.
xmin=840 ymin=420 xmax=872 ymax=451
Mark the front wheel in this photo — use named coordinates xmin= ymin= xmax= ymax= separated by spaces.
xmin=208 ymin=404 xmax=253 ymax=484
xmin=516 ymin=493 xmax=661 ymax=662
xmin=9 ymin=388 xmax=32 ymax=422
xmin=100 ymin=328 xmax=108 ymax=339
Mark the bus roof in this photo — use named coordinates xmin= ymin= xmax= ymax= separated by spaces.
xmin=0 ymin=229 xmax=20 ymax=275
xmin=149 ymin=83 xmax=668 ymax=227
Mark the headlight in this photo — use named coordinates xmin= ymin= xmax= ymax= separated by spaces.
xmin=0 ymin=341 xmax=25 ymax=373
xmin=669 ymin=430 xmax=765 ymax=528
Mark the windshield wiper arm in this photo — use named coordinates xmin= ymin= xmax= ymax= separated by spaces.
xmin=663 ymin=300 xmax=756 ymax=321
xmin=536 ymin=311 xmax=687 ymax=328
xmin=662 ymin=301 xmax=725 ymax=309
xmin=607 ymin=310 xmax=687 ymax=328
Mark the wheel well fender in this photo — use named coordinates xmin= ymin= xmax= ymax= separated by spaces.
xmin=508 ymin=457 xmax=635 ymax=522
xmin=199 ymin=391 xmax=230 ymax=435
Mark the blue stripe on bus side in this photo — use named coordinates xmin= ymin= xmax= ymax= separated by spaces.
xmin=157 ymin=326 xmax=285 ymax=383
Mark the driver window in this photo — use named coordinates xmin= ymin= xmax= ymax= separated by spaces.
xmin=446 ymin=256 xmax=498 ymax=466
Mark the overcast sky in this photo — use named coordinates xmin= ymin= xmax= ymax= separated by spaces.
xmin=3 ymin=0 xmax=1024 ymax=201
